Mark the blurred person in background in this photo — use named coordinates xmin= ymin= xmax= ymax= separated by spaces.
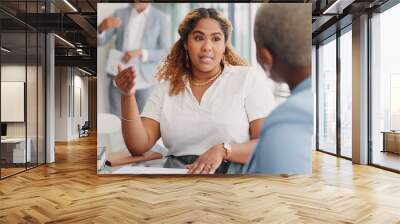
xmin=247 ymin=3 xmax=313 ymax=174
xmin=98 ymin=2 xmax=171 ymax=116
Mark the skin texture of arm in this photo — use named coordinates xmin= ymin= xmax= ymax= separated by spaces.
xmin=115 ymin=65 xmax=161 ymax=155
xmin=107 ymin=151 xmax=162 ymax=167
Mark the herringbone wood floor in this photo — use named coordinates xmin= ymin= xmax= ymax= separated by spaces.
xmin=1 ymin=135 xmax=400 ymax=223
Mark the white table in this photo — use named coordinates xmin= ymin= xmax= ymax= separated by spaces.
xmin=1 ymin=138 xmax=31 ymax=163
xmin=97 ymin=151 xmax=188 ymax=174
xmin=98 ymin=157 xmax=168 ymax=174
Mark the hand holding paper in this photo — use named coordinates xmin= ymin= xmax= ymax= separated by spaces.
xmin=106 ymin=49 xmax=152 ymax=90
xmin=122 ymin=50 xmax=142 ymax=64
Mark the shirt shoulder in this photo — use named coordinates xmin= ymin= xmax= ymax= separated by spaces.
xmin=114 ymin=6 xmax=130 ymax=16
xmin=149 ymin=6 xmax=168 ymax=18
xmin=222 ymin=65 xmax=252 ymax=83
xmin=226 ymin=65 xmax=270 ymax=83
xmin=225 ymin=65 xmax=250 ymax=76
xmin=263 ymin=87 xmax=313 ymax=128
xmin=217 ymin=65 xmax=251 ymax=91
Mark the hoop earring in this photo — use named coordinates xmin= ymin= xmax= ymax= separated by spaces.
xmin=221 ymin=55 xmax=225 ymax=66
xmin=185 ymin=50 xmax=191 ymax=69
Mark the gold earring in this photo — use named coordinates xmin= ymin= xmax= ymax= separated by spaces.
xmin=185 ymin=50 xmax=190 ymax=69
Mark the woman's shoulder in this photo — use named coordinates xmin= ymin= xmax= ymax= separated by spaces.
xmin=225 ymin=65 xmax=251 ymax=74
xmin=224 ymin=65 xmax=251 ymax=77
xmin=224 ymin=65 xmax=253 ymax=82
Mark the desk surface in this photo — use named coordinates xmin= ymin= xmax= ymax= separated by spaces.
xmin=1 ymin=138 xmax=27 ymax=143
xmin=105 ymin=164 xmax=188 ymax=174
xmin=98 ymin=151 xmax=188 ymax=174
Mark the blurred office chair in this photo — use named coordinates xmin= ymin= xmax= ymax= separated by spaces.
xmin=78 ymin=121 xmax=90 ymax=138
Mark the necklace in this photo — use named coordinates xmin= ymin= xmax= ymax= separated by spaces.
xmin=190 ymin=66 xmax=223 ymax=86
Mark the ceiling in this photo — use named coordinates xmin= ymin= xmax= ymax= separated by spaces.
xmin=0 ymin=0 xmax=394 ymax=75
xmin=311 ymin=0 xmax=390 ymax=43
xmin=0 ymin=0 xmax=98 ymax=74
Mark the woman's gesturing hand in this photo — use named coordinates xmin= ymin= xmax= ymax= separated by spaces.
xmin=114 ymin=64 xmax=137 ymax=96
xmin=186 ymin=144 xmax=226 ymax=174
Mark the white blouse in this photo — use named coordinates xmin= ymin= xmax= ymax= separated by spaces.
xmin=141 ymin=65 xmax=276 ymax=156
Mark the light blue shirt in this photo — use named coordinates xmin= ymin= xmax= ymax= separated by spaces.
xmin=247 ymin=77 xmax=313 ymax=174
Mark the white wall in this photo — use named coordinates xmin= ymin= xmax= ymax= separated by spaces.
xmin=1 ymin=66 xmax=25 ymax=126
xmin=72 ymin=74 xmax=89 ymax=138
xmin=54 ymin=67 xmax=89 ymax=141
xmin=1 ymin=65 xmax=26 ymax=82
xmin=55 ymin=67 xmax=71 ymax=141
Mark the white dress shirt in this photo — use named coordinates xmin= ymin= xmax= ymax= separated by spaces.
xmin=122 ymin=6 xmax=150 ymax=62
xmin=141 ymin=65 xmax=277 ymax=156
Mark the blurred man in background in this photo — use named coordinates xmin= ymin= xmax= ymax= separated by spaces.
xmin=247 ymin=3 xmax=313 ymax=174
xmin=98 ymin=2 xmax=171 ymax=115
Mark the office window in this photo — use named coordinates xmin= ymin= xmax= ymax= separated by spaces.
xmin=317 ymin=36 xmax=337 ymax=154
xmin=0 ymin=0 xmax=46 ymax=179
xmin=1 ymin=31 xmax=28 ymax=178
xmin=233 ymin=3 xmax=251 ymax=62
xmin=371 ymin=2 xmax=400 ymax=171
xmin=340 ymin=28 xmax=352 ymax=158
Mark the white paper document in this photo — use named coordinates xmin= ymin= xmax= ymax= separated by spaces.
xmin=113 ymin=165 xmax=188 ymax=174
xmin=105 ymin=48 xmax=152 ymax=89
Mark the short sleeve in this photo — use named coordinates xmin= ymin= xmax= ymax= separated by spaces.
xmin=244 ymin=67 xmax=276 ymax=122
xmin=145 ymin=144 xmax=169 ymax=157
xmin=140 ymin=83 xmax=165 ymax=122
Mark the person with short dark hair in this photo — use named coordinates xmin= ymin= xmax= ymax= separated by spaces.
xmin=247 ymin=3 xmax=313 ymax=174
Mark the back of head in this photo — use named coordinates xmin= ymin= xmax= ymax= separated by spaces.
xmin=254 ymin=3 xmax=311 ymax=68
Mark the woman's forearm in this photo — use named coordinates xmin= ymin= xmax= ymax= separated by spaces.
xmin=227 ymin=139 xmax=259 ymax=164
xmin=121 ymin=95 xmax=151 ymax=155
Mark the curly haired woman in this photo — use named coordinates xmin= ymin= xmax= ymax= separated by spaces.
xmin=114 ymin=8 xmax=276 ymax=174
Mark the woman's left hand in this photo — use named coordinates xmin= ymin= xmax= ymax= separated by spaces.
xmin=187 ymin=144 xmax=225 ymax=174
